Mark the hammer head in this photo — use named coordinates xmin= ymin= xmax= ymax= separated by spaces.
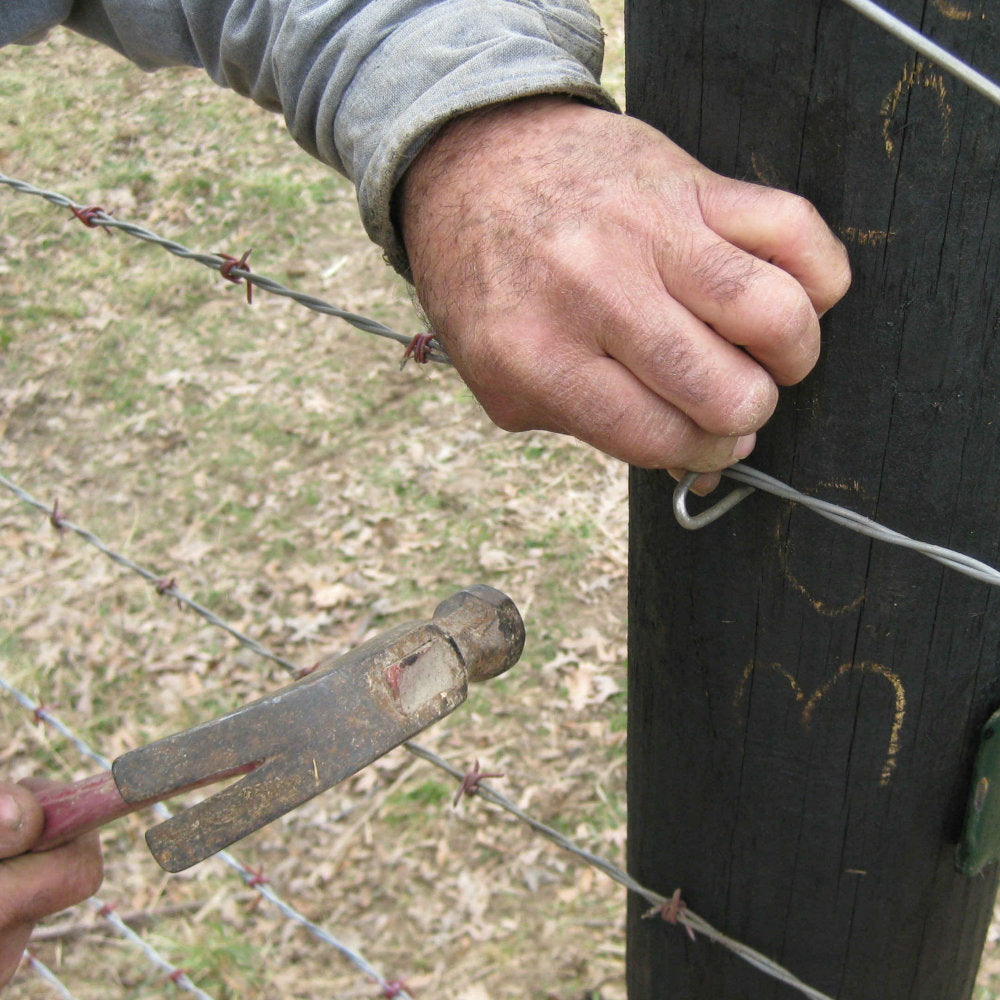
xmin=112 ymin=586 xmax=524 ymax=871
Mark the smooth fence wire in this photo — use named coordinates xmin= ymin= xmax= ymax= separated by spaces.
xmin=0 ymin=676 xmax=415 ymax=1000
xmin=673 ymin=463 xmax=1000 ymax=587
xmin=839 ymin=0 xmax=1000 ymax=108
xmin=0 ymin=471 xmax=837 ymax=1000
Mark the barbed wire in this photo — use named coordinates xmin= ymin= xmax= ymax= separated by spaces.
xmin=0 ymin=472 xmax=300 ymax=676
xmin=0 ymin=471 xmax=835 ymax=1000
xmin=402 ymin=742 xmax=836 ymax=999
xmin=0 ymin=675 xmax=415 ymax=1000
xmin=0 ymin=172 xmax=449 ymax=366
xmin=840 ymin=0 xmax=1000 ymax=108
xmin=85 ymin=899 xmax=219 ymax=1000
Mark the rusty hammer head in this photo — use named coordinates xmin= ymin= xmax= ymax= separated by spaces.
xmin=111 ymin=585 xmax=524 ymax=872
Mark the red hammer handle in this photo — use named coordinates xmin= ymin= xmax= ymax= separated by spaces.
xmin=31 ymin=761 xmax=260 ymax=854
xmin=32 ymin=772 xmax=137 ymax=852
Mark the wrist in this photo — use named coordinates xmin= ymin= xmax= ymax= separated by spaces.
xmin=398 ymin=95 xmax=605 ymax=266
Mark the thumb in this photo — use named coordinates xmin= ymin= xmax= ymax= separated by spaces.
xmin=0 ymin=784 xmax=45 ymax=859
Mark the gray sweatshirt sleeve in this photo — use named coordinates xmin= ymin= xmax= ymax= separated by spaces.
xmin=3 ymin=1 xmax=617 ymax=274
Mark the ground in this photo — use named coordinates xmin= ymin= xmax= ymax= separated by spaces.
xmin=1 ymin=6 xmax=998 ymax=1000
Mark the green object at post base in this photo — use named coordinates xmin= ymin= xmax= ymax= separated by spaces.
xmin=957 ymin=707 xmax=1000 ymax=876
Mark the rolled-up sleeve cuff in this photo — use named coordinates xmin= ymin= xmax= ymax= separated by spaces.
xmin=337 ymin=2 xmax=619 ymax=274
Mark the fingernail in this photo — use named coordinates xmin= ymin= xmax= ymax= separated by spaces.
xmin=733 ymin=434 xmax=755 ymax=460
xmin=0 ymin=793 xmax=22 ymax=831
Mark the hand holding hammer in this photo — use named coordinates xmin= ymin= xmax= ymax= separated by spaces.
xmin=26 ymin=585 xmax=524 ymax=872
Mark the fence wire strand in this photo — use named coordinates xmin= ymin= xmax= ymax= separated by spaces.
xmin=24 ymin=955 xmax=80 ymax=1000
xmin=0 ymin=471 xmax=300 ymax=676
xmin=673 ymin=462 xmax=1000 ymax=588
xmin=85 ymin=899 xmax=219 ymax=1000
xmin=0 ymin=471 xmax=835 ymax=1000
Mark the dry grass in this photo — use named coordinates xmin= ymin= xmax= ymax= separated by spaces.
xmin=2 ymin=5 xmax=999 ymax=999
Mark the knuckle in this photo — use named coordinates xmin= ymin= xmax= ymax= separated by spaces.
xmin=641 ymin=329 xmax=711 ymax=409
xmin=660 ymin=432 xmax=736 ymax=475
xmin=829 ymin=243 xmax=853 ymax=299
xmin=759 ymin=279 xmax=821 ymax=380
xmin=777 ymin=190 xmax=824 ymax=235
xmin=772 ymin=284 xmax=819 ymax=346
xmin=614 ymin=408 xmax=723 ymax=471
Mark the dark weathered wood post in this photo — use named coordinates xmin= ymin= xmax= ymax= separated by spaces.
xmin=626 ymin=1 xmax=1000 ymax=997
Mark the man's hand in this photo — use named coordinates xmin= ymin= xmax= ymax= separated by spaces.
xmin=400 ymin=96 xmax=850 ymax=484
xmin=0 ymin=781 xmax=103 ymax=989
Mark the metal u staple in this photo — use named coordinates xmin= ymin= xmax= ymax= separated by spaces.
xmin=672 ymin=471 xmax=756 ymax=530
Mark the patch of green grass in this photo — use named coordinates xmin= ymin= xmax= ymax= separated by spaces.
xmin=403 ymin=778 xmax=452 ymax=807
xmin=192 ymin=587 xmax=246 ymax=621
xmin=263 ymin=536 xmax=296 ymax=560
xmin=218 ymin=499 xmax=256 ymax=527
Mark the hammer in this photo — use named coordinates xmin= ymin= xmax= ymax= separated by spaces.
xmin=30 ymin=585 xmax=524 ymax=872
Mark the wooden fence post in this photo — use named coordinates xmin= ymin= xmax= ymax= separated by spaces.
xmin=625 ymin=1 xmax=1000 ymax=997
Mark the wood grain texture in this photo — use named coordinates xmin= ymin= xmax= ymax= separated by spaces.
xmin=626 ymin=1 xmax=1000 ymax=996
